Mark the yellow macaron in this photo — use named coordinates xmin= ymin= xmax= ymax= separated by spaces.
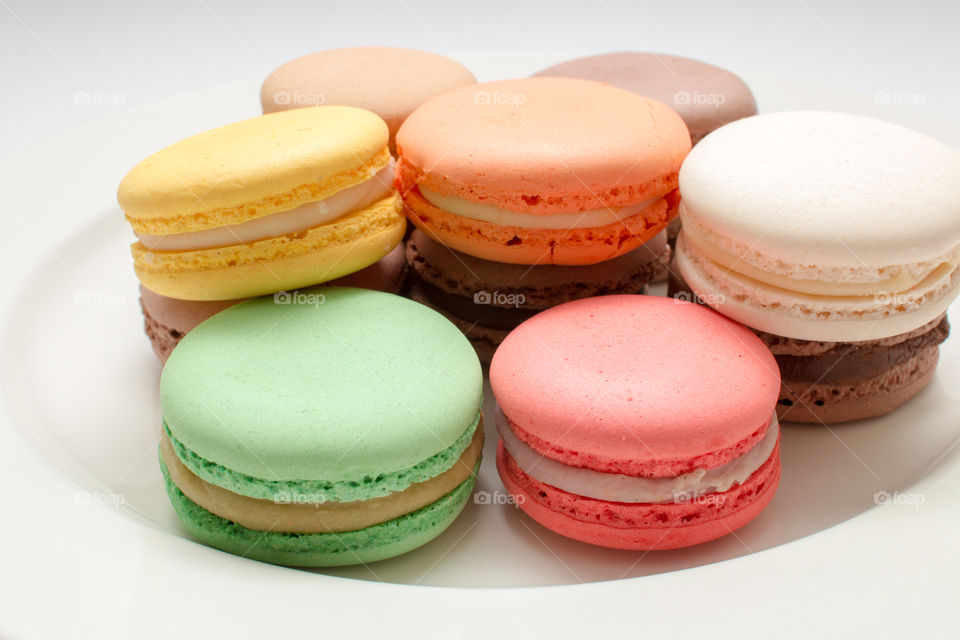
xmin=118 ymin=106 xmax=405 ymax=300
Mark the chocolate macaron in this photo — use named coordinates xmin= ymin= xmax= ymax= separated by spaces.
xmin=141 ymin=244 xmax=407 ymax=363
xmin=406 ymin=229 xmax=669 ymax=362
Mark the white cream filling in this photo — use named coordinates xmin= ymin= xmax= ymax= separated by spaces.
xmin=137 ymin=161 xmax=395 ymax=251
xmin=419 ymin=186 xmax=663 ymax=230
xmin=683 ymin=216 xmax=960 ymax=297
xmin=497 ymin=407 xmax=779 ymax=504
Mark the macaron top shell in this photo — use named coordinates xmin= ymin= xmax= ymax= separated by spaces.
xmin=490 ymin=295 xmax=780 ymax=475
xmin=534 ymin=52 xmax=757 ymax=144
xmin=261 ymin=47 xmax=476 ymax=148
xmin=119 ymin=107 xmax=389 ymax=233
xmin=161 ymin=288 xmax=482 ymax=483
xmin=396 ymin=78 xmax=691 ymax=214
xmin=679 ymin=111 xmax=960 ymax=267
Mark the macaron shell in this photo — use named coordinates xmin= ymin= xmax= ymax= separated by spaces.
xmin=403 ymin=186 xmax=675 ymax=265
xmin=261 ymin=47 xmax=476 ymax=152
xmin=162 ymin=458 xmax=477 ymax=567
xmin=396 ymin=78 xmax=691 ymax=214
xmin=497 ymin=441 xmax=780 ymax=550
xmin=777 ymin=345 xmax=940 ymax=424
xmin=134 ymin=195 xmax=405 ymax=300
xmin=678 ymin=111 xmax=960 ymax=268
xmin=119 ymin=107 xmax=389 ymax=233
xmin=161 ymin=288 xmax=482 ymax=483
xmin=534 ymin=52 xmax=757 ymax=144
xmin=490 ymin=295 xmax=780 ymax=475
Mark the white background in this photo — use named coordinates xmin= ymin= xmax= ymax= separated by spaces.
xmin=2 ymin=0 xmax=959 ymax=155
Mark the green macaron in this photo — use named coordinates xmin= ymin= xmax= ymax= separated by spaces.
xmin=159 ymin=287 xmax=483 ymax=567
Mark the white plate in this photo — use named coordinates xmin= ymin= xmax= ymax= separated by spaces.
xmin=2 ymin=68 xmax=959 ymax=638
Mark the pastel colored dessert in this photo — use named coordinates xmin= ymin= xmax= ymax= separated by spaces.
xmin=118 ymin=107 xmax=405 ymax=301
xmin=534 ymin=52 xmax=757 ymax=258
xmin=406 ymin=228 xmax=669 ymax=362
xmin=159 ymin=288 xmax=483 ymax=567
xmin=673 ymin=111 xmax=960 ymax=423
xmin=490 ymin=295 xmax=781 ymax=550
xmin=261 ymin=47 xmax=476 ymax=153
xmin=396 ymin=77 xmax=691 ymax=266
xmin=140 ymin=244 xmax=407 ymax=363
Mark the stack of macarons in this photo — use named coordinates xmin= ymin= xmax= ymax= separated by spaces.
xmin=159 ymin=288 xmax=483 ymax=566
xmin=398 ymin=77 xmax=691 ymax=361
xmin=118 ymin=106 xmax=406 ymax=362
xmin=672 ymin=111 xmax=960 ymax=422
xmin=120 ymin=45 xmax=960 ymax=567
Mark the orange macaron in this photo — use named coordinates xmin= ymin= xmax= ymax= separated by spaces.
xmin=396 ymin=77 xmax=691 ymax=265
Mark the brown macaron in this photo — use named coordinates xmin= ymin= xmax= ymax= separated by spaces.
xmin=141 ymin=244 xmax=407 ymax=363
xmin=406 ymin=229 xmax=669 ymax=363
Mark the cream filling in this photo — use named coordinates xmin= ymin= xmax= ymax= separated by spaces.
xmin=419 ymin=186 xmax=663 ymax=229
xmin=137 ymin=161 xmax=395 ymax=251
xmin=683 ymin=219 xmax=960 ymax=297
xmin=161 ymin=423 xmax=483 ymax=534
xmin=497 ymin=407 xmax=779 ymax=504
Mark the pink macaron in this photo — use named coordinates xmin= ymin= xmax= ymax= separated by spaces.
xmin=490 ymin=295 xmax=782 ymax=550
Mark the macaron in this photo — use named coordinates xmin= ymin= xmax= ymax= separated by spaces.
xmin=139 ymin=244 xmax=407 ymax=363
xmin=118 ymin=107 xmax=405 ymax=301
xmin=534 ymin=52 xmax=756 ymax=145
xmin=490 ymin=295 xmax=781 ymax=550
xmin=406 ymin=228 xmax=670 ymax=362
xmin=673 ymin=111 xmax=960 ymax=422
xmin=396 ymin=77 xmax=691 ymax=266
xmin=261 ymin=47 xmax=476 ymax=153
xmin=159 ymin=288 xmax=483 ymax=567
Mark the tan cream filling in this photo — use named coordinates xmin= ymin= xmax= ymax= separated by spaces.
xmin=161 ymin=422 xmax=482 ymax=533
xmin=683 ymin=221 xmax=960 ymax=297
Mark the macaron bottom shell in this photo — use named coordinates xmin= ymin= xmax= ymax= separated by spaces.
xmin=161 ymin=458 xmax=478 ymax=567
xmin=497 ymin=441 xmax=780 ymax=551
